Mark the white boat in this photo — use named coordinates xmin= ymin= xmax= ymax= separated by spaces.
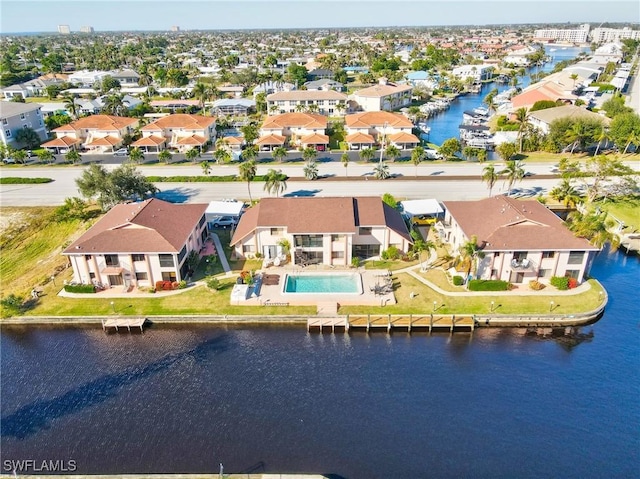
xmin=549 ymin=48 xmax=557 ymax=52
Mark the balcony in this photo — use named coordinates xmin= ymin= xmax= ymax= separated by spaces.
xmin=511 ymin=258 xmax=535 ymax=270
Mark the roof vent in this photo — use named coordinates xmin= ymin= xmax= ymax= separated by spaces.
xmin=75 ymin=245 xmax=81 ymax=249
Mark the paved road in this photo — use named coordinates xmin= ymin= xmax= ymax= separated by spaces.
xmin=626 ymin=55 xmax=640 ymax=114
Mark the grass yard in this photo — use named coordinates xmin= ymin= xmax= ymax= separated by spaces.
xmin=596 ymin=196 xmax=640 ymax=232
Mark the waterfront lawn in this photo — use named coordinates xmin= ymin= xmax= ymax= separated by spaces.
xmin=596 ymin=196 xmax=640 ymax=232
xmin=363 ymin=258 xmax=420 ymax=271
xmin=421 ymin=268 xmax=464 ymax=292
xmin=340 ymin=273 xmax=605 ymax=315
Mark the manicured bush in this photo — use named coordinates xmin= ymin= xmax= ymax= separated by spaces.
xmin=171 ymin=281 xmax=180 ymax=290
xmin=550 ymin=276 xmax=569 ymax=290
xmin=452 ymin=275 xmax=464 ymax=286
xmin=206 ymin=277 xmax=220 ymax=290
xmin=381 ymin=245 xmax=401 ymax=260
xmin=178 ymin=280 xmax=187 ymax=289
xmin=0 ymin=177 xmax=53 ymax=184
xmin=468 ymin=279 xmax=510 ymax=291
xmin=568 ymin=277 xmax=578 ymax=289
xmin=63 ymin=284 xmax=96 ymax=293
xmin=529 ymin=280 xmax=546 ymax=291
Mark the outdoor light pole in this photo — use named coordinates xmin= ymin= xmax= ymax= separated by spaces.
xmin=549 ymin=301 xmax=554 ymax=313
xmin=433 ymin=300 xmax=437 ymax=312
xmin=379 ymin=121 xmax=388 ymax=166
xmin=51 ymin=275 xmax=56 ymax=286
xmin=110 ymin=301 xmax=115 ymax=314
xmin=490 ymin=301 xmax=495 ymax=312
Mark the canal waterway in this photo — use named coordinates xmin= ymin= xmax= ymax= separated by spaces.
xmin=1 ymin=248 xmax=638 ymax=478
xmin=425 ymin=45 xmax=591 ymax=147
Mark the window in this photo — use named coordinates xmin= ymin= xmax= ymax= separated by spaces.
xmin=20 ymin=113 xmax=25 ymax=120
xmin=539 ymin=269 xmax=550 ymax=278
xmin=332 ymin=251 xmax=344 ymax=259
xmin=159 ymin=254 xmax=174 ymax=268
xmin=270 ymin=228 xmax=284 ymax=236
xmin=359 ymin=227 xmax=372 ymax=236
xmin=243 ymin=245 xmax=255 ymax=253
xmin=135 ymin=272 xmax=148 ymax=281
xmin=162 ymin=272 xmax=177 ymax=282
xmin=1 ymin=119 xmax=7 ymax=125
xmin=198 ymin=215 xmax=206 ymax=228
xmin=353 ymin=244 xmax=380 ymax=259
xmin=177 ymin=246 xmax=187 ymax=264
xmin=542 ymin=251 xmax=555 ymax=259
xmin=331 ymin=234 xmax=344 ymax=242
xmin=294 ymin=235 xmax=323 ymax=248
xmin=513 ymin=252 xmax=527 ymax=261
xmin=565 ymin=270 xmax=580 ymax=279
xmin=132 ymin=254 xmax=145 ymax=262
xmin=5 ymin=130 xmax=11 ymax=138
xmin=104 ymin=254 xmax=119 ymax=267
xmin=305 ymin=251 xmax=324 ymax=264
xmin=567 ymin=251 xmax=584 ymax=264
xmin=328 ymin=100 xmax=337 ymax=106
xmin=85 ymin=255 xmax=92 ymax=260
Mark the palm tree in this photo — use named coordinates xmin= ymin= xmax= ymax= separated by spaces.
xmin=385 ymin=144 xmax=401 ymax=162
xmin=242 ymin=145 xmax=259 ymax=163
xmin=514 ymin=107 xmax=529 ymax=154
xmin=214 ymin=146 xmax=231 ymax=164
xmin=302 ymin=146 xmax=318 ymax=163
xmin=550 ymin=179 xmax=582 ymax=208
xmin=477 ymin=149 xmax=488 ymax=163
xmin=459 ymin=235 xmax=485 ymax=280
xmin=37 ymin=150 xmax=55 ymax=164
xmin=128 ymin=147 xmax=144 ymax=164
xmin=500 ymin=159 xmax=526 ymax=196
xmin=63 ymin=94 xmax=78 ymax=119
xmin=65 ymin=150 xmax=82 ymax=164
xmin=185 ymin=148 xmax=200 ymax=163
xmin=359 ymin=147 xmax=375 ymax=162
xmin=414 ymin=239 xmax=436 ymax=272
xmin=481 ymin=163 xmax=499 ymax=197
xmin=341 ymin=152 xmax=350 ymax=177
xmin=201 ymin=160 xmax=211 ymax=176
xmin=13 ymin=149 xmax=28 ymax=165
xmin=569 ymin=73 xmax=579 ymax=90
xmin=564 ymin=121 xmax=594 ymax=154
xmin=623 ymin=130 xmax=639 ymax=155
xmin=264 ymin=168 xmax=287 ymax=197
xmin=411 ymin=146 xmax=425 ymax=177
xmin=594 ymin=128 xmax=610 ymax=156
xmin=303 ymin=160 xmax=319 ymax=180
xmin=238 ymin=159 xmax=257 ymax=203
xmin=373 ymin=162 xmax=390 ymax=179
xmin=567 ymin=208 xmax=619 ymax=250
xmin=192 ymin=82 xmax=209 ymax=110
xmin=103 ymin=94 xmax=126 ymax=116
xmin=272 ymin=146 xmax=288 ymax=163
xmin=158 ymin=149 xmax=172 ymax=164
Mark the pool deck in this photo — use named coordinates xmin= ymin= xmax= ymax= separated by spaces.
xmin=233 ymin=266 xmax=397 ymax=308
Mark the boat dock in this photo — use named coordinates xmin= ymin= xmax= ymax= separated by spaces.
xmin=308 ymin=314 xmax=475 ymax=333
xmin=101 ymin=317 xmax=146 ymax=332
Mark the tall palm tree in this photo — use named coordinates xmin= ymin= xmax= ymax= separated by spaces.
xmin=341 ymin=152 xmax=350 ymax=177
xmin=411 ymin=146 xmax=425 ymax=177
xmin=567 ymin=208 xmax=619 ymax=250
xmin=192 ymin=82 xmax=209 ymax=110
xmin=459 ymin=234 xmax=485 ymax=280
xmin=550 ymin=179 xmax=582 ymax=208
xmin=63 ymin=94 xmax=78 ymax=119
xmin=385 ymin=144 xmax=401 ymax=162
xmin=481 ymin=163 xmax=499 ymax=197
xmin=501 ymin=159 xmax=526 ymax=197
xmin=359 ymin=147 xmax=375 ymax=162
xmin=238 ymin=159 xmax=257 ymax=203
xmin=185 ymin=148 xmax=200 ymax=163
xmin=564 ymin=121 xmax=595 ymax=154
xmin=214 ymin=146 xmax=231 ymax=164
xmin=263 ymin=168 xmax=287 ymax=197
xmin=103 ymin=94 xmax=126 ymax=116
xmin=128 ymin=147 xmax=144 ymax=164
xmin=242 ymin=145 xmax=259 ymax=163
xmin=623 ymin=130 xmax=639 ymax=155
xmin=514 ymin=107 xmax=529 ymax=154
xmin=302 ymin=146 xmax=317 ymax=163
xmin=272 ymin=146 xmax=288 ymax=163
xmin=593 ymin=127 xmax=610 ymax=156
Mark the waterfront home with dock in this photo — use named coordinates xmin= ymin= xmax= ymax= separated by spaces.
xmin=230 ymin=196 xmax=412 ymax=267
xmin=350 ymin=78 xmax=413 ymax=112
xmin=441 ymin=196 xmax=600 ymax=284
xmin=63 ymin=198 xmax=208 ymax=288
xmin=256 ymin=112 xmax=328 ymax=151
xmin=344 ymin=111 xmax=419 ymax=150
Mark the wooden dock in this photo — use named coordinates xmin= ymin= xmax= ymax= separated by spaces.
xmin=307 ymin=314 xmax=475 ymax=333
xmin=102 ymin=317 xmax=146 ymax=332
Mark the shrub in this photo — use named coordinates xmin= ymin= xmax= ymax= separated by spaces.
xmin=468 ymin=279 xmax=510 ymax=291
xmin=529 ymin=280 xmax=546 ymax=291
xmin=178 ymin=280 xmax=187 ymax=289
xmin=351 ymin=257 xmax=360 ymax=268
xmin=568 ymin=277 xmax=578 ymax=289
xmin=452 ymin=275 xmax=464 ymax=286
xmin=171 ymin=281 xmax=179 ymax=290
xmin=63 ymin=284 xmax=96 ymax=293
xmin=381 ymin=245 xmax=401 ymax=260
xmin=206 ymin=277 xmax=220 ymax=290
xmin=0 ymin=177 xmax=53 ymax=184
xmin=1 ymin=294 xmax=24 ymax=316
xmin=155 ymin=281 xmax=165 ymax=291
xmin=550 ymin=276 xmax=569 ymax=290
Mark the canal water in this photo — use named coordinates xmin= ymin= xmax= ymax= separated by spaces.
xmin=425 ymin=46 xmax=591 ymax=147
xmin=1 ymin=248 xmax=638 ymax=478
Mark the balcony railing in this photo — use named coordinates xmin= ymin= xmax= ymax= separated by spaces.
xmin=510 ymin=258 xmax=535 ymax=270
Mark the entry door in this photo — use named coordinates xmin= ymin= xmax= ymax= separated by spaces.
xmin=108 ymin=274 xmax=123 ymax=286
xmin=264 ymin=245 xmax=277 ymax=259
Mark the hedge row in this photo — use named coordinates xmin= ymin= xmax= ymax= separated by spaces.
xmin=0 ymin=177 xmax=54 ymax=184
xmin=63 ymin=284 xmax=96 ymax=293
xmin=146 ymin=174 xmax=287 ymax=183
xmin=467 ymin=279 xmax=510 ymax=291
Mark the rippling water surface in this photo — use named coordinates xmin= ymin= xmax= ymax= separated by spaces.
xmin=2 ymin=248 xmax=638 ymax=478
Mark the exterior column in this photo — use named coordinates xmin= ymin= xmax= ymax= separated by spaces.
xmin=145 ymin=255 xmax=154 ymax=286
xmin=129 ymin=254 xmax=136 ymax=286
xmin=82 ymin=255 xmax=91 ymax=283
xmin=92 ymin=256 xmax=102 ymax=285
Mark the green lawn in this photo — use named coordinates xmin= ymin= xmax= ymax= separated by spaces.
xmin=596 ymin=196 xmax=640 ymax=232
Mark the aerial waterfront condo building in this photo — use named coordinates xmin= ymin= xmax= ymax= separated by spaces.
xmin=534 ymin=24 xmax=590 ymax=43
xmin=42 ymin=115 xmax=138 ymax=154
xmin=590 ymin=27 xmax=640 ymax=44
xmin=266 ymin=90 xmax=348 ymax=116
xmin=344 ymin=111 xmax=419 ymax=150
xmin=63 ymin=199 xmax=209 ymax=288
xmin=256 ymin=112 xmax=328 ymax=151
xmin=133 ymin=114 xmax=216 ymax=153
xmin=57 ymin=24 xmax=71 ymax=34
xmin=350 ymin=78 xmax=412 ymax=112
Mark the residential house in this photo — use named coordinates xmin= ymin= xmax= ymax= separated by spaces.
xmin=503 ymin=45 xmax=538 ymax=67
xmin=404 ymin=71 xmax=439 ymax=90
xmin=212 ymin=98 xmax=256 ymax=116
xmin=510 ymin=79 xmax=578 ymax=109
xmin=41 ymin=115 xmax=138 ymax=153
xmin=252 ymin=81 xmax=296 ymax=98
xmin=451 ymin=64 xmax=494 ymax=82
xmin=441 ymin=196 xmax=599 ymax=284
xmin=256 ymin=112 xmax=328 ymax=151
xmin=231 ymin=197 xmax=412 ymax=266
xmin=351 ymin=78 xmax=413 ymax=112
xmin=307 ymin=68 xmax=334 ymax=81
xmin=304 ymin=79 xmax=345 ymax=92
xmin=344 ymin=111 xmax=419 ymax=150
xmin=63 ymin=198 xmax=209 ymax=288
xmin=110 ymin=69 xmax=141 ymax=86
xmin=134 ymin=114 xmax=216 ymax=153
xmin=528 ymin=105 xmax=610 ymax=135
xmin=266 ymin=90 xmax=348 ymax=116
xmin=0 ymin=102 xmax=47 ymax=147
xmin=150 ymin=100 xmax=200 ymax=112
xmin=67 ymin=70 xmax=111 ymax=87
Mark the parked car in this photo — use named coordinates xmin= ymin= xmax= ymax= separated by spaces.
xmin=412 ymin=215 xmax=438 ymax=226
xmin=211 ymin=216 xmax=238 ymax=228
xmin=113 ymin=148 xmax=129 ymax=157
xmin=2 ymin=157 xmax=16 ymax=164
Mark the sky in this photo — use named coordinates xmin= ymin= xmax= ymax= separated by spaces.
xmin=0 ymin=0 xmax=638 ymax=33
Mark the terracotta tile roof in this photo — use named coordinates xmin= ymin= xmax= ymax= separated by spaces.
xmin=41 ymin=136 xmax=80 ymax=147
xmin=261 ymin=112 xmax=328 ymax=130
xmin=63 ymin=198 xmax=208 ymax=254
xmin=53 ymin=115 xmax=137 ymax=132
xmin=353 ymin=82 xmax=412 ymax=98
xmin=345 ymin=132 xmax=375 ymax=144
xmin=222 ymin=136 xmax=244 ymax=144
xmin=255 ymin=134 xmax=286 ymax=145
xmin=231 ymin=197 xmax=412 ymax=245
xmin=300 ymin=133 xmax=329 ymax=144
xmin=132 ymin=135 xmax=166 ymax=146
xmin=86 ymin=136 xmax=120 ymax=146
xmin=177 ymin=134 xmax=207 ymax=145
xmin=150 ymin=100 xmax=200 ymax=107
xmin=345 ymin=111 xmax=413 ymax=129
xmin=141 ymin=114 xmax=216 ymax=131
xmin=443 ymin=196 xmax=599 ymax=252
xmin=389 ymin=132 xmax=420 ymax=143
xmin=267 ymin=90 xmax=347 ymax=101
xmin=528 ymin=105 xmax=611 ymax=126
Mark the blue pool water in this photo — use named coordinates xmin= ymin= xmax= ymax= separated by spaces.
xmin=284 ymin=273 xmax=361 ymax=293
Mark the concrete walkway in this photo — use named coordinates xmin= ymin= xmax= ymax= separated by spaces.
xmin=210 ymin=232 xmax=231 ymax=273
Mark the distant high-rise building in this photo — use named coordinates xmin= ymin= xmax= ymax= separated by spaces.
xmin=534 ymin=24 xmax=590 ymax=43
xmin=171 ymin=26 xmax=180 ymax=32
xmin=80 ymin=26 xmax=94 ymax=33
xmin=590 ymin=27 xmax=640 ymax=44
xmin=57 ymin=25 xmax=71 ymax=35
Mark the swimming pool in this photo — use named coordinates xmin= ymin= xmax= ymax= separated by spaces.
xmin=283 ymin=273 xmax=362 ymax=294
